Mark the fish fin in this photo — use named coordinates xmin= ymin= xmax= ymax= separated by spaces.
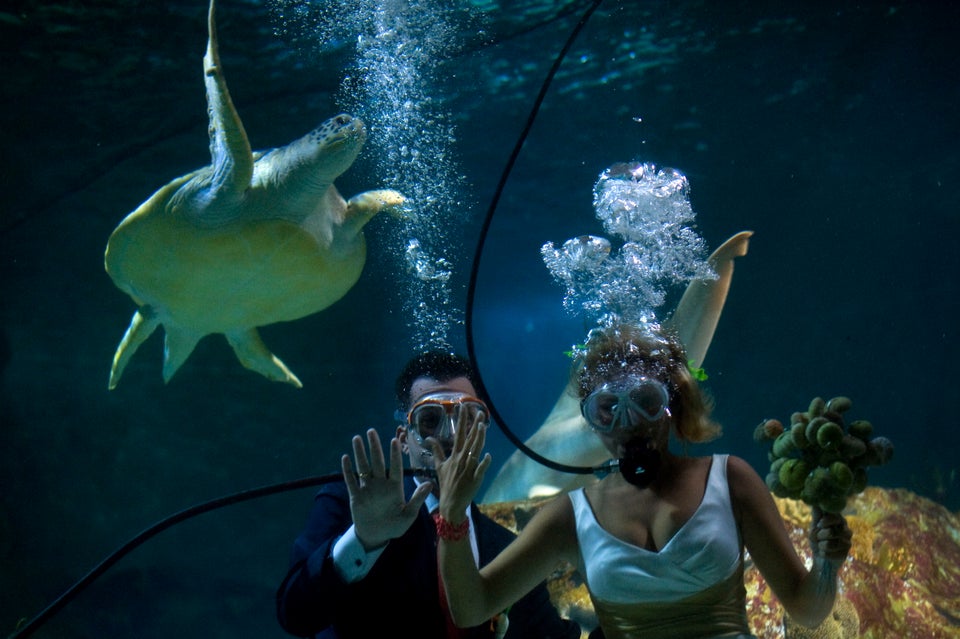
xmin=482 ymin=385 xmax=608 ymax=502
xmin=667 ymin=230 xmax=753 ymax=367
xmin=485 ymin=231 xmax=753 ymax=501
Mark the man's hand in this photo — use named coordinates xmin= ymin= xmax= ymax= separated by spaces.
xmin=342 ymin=428 xmax=433 ymax=550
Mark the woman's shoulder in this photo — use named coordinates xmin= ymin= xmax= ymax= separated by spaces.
xmin=504 ymin=491 xmax=579 ymax=566
xmin=723 ymin=454 xmax=774 ymax=509
xmin=542 ymin=490 xmax=577 ymax=521
xmin=528 ymin=492 xmax=578 ymax=541
xmin=723 ymin=454 xmax=762 ymax=482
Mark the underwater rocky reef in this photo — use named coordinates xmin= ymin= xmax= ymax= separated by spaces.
xmin=481 ymin=486 xmax=960 ymax=638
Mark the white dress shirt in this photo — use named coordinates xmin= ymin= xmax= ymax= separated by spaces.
xmin=332 ymin=479 xmax=478 ymax=583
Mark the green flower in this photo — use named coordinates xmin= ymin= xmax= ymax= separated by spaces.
xmin=687 ymin=360 xmax=708 ymax=381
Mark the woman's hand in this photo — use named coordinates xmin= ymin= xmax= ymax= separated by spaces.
xmin=809 ymin=507 xmax=853 ymax=567
xmin=342 ymin=428 xmax=433 ymax=550
xmin=430 ymin=410 xmax=492 ymax=523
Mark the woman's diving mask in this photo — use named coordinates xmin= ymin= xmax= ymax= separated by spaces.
xmin=581 ymin=377 xmax=671 ymax=488
xmin=580 ymin=376 xmax=671 ymax=433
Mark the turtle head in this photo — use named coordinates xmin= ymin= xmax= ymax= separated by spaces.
xmin=308 ymin=113 xmax=367 ymax=180
xmin=259 ymin=114 xmax=366 ymax=194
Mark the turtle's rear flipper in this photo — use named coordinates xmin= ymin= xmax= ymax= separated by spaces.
xmin=225 ymin=328 xmax=302 ymax=388
xmin=109 ymin=308 xmax=160 ymax=389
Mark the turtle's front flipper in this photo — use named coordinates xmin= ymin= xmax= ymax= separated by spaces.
xmin=225 ymin=328 xmax=303 ymax=388
xmin=343 ymin=189 xmax=408 ymax=234
xmin=109 ymin=308 xmax=160 ymax=389
xmin=203 ymin=0 xmax=253 ymax=198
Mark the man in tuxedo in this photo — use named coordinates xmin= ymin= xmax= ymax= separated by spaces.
xmin=276 ymin=352 xmax=580 ymax=639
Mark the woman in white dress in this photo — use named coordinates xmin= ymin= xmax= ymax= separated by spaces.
xmin=432 ymin=324 xmax=852 ymax=639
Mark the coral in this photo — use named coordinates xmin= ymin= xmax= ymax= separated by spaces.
xmin=756 ymin=396 xmax=894 ymax=513
xmin=783 ymin=597 xmax=859 ymax=638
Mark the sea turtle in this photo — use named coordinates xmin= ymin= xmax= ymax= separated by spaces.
xmin=483 ymin=231 xmax=753 ymax=502
xmin=104 ymin=0 xmax=405 ymax=389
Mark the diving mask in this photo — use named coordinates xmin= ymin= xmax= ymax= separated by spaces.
xmin=404 ymin=393 xmax=490 ymax=444
xmin=581 ymin=377 xmax=670 ymax=433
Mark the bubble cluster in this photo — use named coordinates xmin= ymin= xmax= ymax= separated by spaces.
xmin=269 ymin=0 xmax=379 ymax=59
xmin=405 ymin=238 xmax=452 ymax=283
xmin=542 ymin=162 xmax=715 ymax=331
xmin=270 ymin=0 xmax=473 ymax=352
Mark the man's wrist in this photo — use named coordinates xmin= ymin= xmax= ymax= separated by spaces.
xmin=357 ymin=532 xmax=390 ymax=552
xmin=332 ymin=525 xmax=389 ymax=582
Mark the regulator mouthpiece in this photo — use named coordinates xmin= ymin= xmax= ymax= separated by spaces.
xmin=619 ymin=441 xmax=661 ymax=488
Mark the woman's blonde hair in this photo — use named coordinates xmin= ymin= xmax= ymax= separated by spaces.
xmin=572 ymin=324 xmax=721 ymax=443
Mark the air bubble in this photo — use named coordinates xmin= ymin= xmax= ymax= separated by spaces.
xmin=543 ymin=162 xmax=715 ymax=330
xmin=405 ymin=238 xmax=452 ymax=283
xmin=295 ymin=0 xmax=477 ymax=351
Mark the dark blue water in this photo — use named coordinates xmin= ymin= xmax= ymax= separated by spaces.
xmin=1 ymin=1 xmax=957 ymax=637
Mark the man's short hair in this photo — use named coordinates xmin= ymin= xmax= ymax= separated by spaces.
xmin=394 ymin=351 xmax=477 ymax=410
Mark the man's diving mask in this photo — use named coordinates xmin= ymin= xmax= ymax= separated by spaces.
xmin=403 ymin=393 xmax=490 ymax=444
xmin=580 ymin=377 xmax=671 ymax=433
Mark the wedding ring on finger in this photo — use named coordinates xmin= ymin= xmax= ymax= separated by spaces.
xmin=358 ymin=472 xmax=372 ymax=480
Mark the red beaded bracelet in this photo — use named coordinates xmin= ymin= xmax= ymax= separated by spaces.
xmin=434 ymin=514 xmax=470 ymax=541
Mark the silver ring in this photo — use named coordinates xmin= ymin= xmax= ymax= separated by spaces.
xmin=358 ymin=472 xmax=371 ymax=480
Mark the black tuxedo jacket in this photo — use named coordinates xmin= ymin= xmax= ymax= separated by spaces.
xmin=276 ymin=476 xmax=579 ymax=639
